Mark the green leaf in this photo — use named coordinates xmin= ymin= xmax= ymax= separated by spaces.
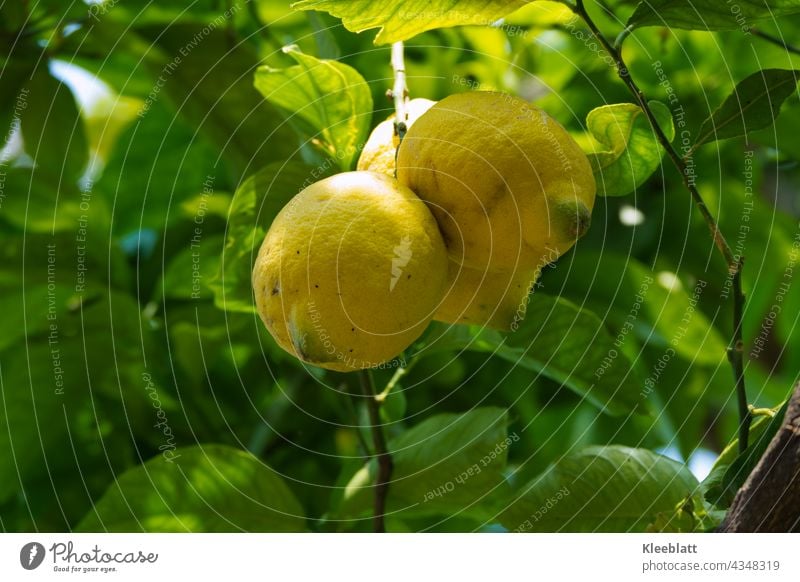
xmin=209 ymin=161 xmax=316 ymax=313
xmin=138 ymin=24 xmax=300 ymax=178
xmin=583 ymin=101 xmax=675 ymax=197
xmin=488 ymin=294 xmax=644 ymax=416
xmin=694 ymin=69 xmax=799 ymax=148
xmin=500 ymin=446 xmax=699 ymax=532
xmin=254 ymin=45 xmax=372 ymax=170
xmin=293 ymin=0 xmax=529 ymax=44
xmin=20 ymin=66 xmax=88 ymax=182
xmin=628 ymin=0 xmax=800 ymax=32
xmin=543 ymin=251 xmax=728 ymax=366
xmin=340 ymin=407 xmax=510 ymax=521
xmin=77 ymin=445 xmax=306 ymax=532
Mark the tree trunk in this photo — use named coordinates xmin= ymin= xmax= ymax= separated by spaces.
xmin=719 ymin=382 xmax=800 ymax=532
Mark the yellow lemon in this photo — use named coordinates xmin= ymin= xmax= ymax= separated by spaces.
xmin=357 ymin=98 xmax=436 ymax=176
xmin=397 ymin=91 xmax=596 ymax=272
xmin=435 ymin=261 xmax=541 ymax=331
xmin=252 ymin=171 xmax=448 ymax=371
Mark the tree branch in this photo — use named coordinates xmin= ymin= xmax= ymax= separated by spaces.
xmin=750 ymin=28 xmax=800 ymax=56
xmin=571 ymin=0 xmax=750 ymax=452
xmin=359 ymin=369 xmax=393 ymax=533
xmin=719 ymin=382 xmax=800 ymax=532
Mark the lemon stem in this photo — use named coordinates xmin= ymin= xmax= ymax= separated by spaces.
xmin=390 ymin=41 xmax=409 ymax=142
xmin=570 ymin=0 xmax=750 ymax=453
xmin=359 ymin=369 xmax=393 ymax=533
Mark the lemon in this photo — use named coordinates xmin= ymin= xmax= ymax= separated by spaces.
xmin=435 ymin=261 xmax=541 ymax=331
xmin=357 ymin=98 xmax=436 ymax=176
xmin=397 ymin=91 xmax=596 ymax=272
xmin=252 ymin=171 xmax=448 ymax=371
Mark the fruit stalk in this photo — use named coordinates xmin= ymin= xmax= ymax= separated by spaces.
xmin=360 ymin=369 xmax=393 ymax=533
xmin=390 ymin=41 xmax=409 ymax=141
xmin=570 ymin=0 xmax=751 ymax=451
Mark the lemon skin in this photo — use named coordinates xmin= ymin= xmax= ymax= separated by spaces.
xmin=253 ymin=171 xmax=448 ymax=371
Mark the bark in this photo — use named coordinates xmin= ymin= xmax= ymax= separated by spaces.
xmin=719 ymin=382 xmax=800 ymax=532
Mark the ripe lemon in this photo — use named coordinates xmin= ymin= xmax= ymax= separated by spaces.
xmin=397 ymin=91 xmax=596 ymax=272
xmin=252 ymin=171 xmax=448 ymax=371
xmin=435 ymin=261 xmax=541 ymax=331
xmin=357 ymin=98 xmax=436 ymax=176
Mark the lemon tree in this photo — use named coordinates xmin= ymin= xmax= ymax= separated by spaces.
xmin=2 ymin=0 xmax=799 ymax=537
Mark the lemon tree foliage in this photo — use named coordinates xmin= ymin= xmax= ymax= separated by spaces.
xmin=499 ymin=446 xmax=700 ymax=532
xmin=2 ymin=0 xmax=799 ymax=534
xmin=293 ymin=0 xmax=529 ymax=43
xmin=339 ymin=408 xmax=510 ymax=521
xmin=628 ymin=0 xmax=800 ymax=31
xmin=694 ymin=69 xmax=799 ymax=148
xmin=254 ymin=46 xmax=373 ymax=170
xmin=77 ymin=446 xmax=306 ymax=532
xmin=583 ymin=101 xmax=675 ymax=197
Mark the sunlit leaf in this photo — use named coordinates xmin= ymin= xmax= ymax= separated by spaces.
xmin=293 ymin=0 xmax=528 ymax=44
xmin=254 ymin=45 xmax=372 ymax=170
xmin=582 ymin=101 xmax=675 ymax=197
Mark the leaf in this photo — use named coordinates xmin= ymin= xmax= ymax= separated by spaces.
xmin=500 ymin=446 xmax=699 ymax=532
xmin=628 ymin=0 xmax=800 ymax=32
xmin=254 ymin=45 xmax=372 ymax=171
xmin=694 ymin=69 xmax=799 ymax=148
xmin=293 ymin=0 xmax=529 ymax=44
xmin=209 ymin=161 xmax=316 ymax=313
xmin=340 ymin=408 xmax=511 ymax=521
xmin=137 ymin=24 xmax=300 ymax=178
xmin=77 ymin=445 xmax=306 ymax=532
xmin=488 ymin=294 xmax=644 ymax=416
xmin=543 ymin=251 xmax=728 ymax=366
xmin=583 ymin=101 xmax=675 ymax=197
xmin=20 ymin=66 xmax=88 ymax=182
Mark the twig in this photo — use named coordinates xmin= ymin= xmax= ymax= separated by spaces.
xmin=359 ymin=369 xmax=393 ymax=533
xmin=390 ymin=41 xmax=409 ymax=141
xmin=376 ymin=356 xmax=418 ymax=402
xmin=750 ymin=28 xmax=800 ymax=56
xmin=719 ymin=382 xmax=800 ymax=532
xmin=571 ymin=0 xmax=750 ymax=452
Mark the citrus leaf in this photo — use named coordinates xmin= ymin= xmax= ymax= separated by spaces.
xmin=544 ymin=251 xmax=728 ymax=366
xmin=77 ymin=445 xmax=306 ymax=532
xmin=583 ymin=101 xmax=675 ymax=197
xmin=209 ymin=161 xmax=316 ymax=313
xmin=487 ymin=294 xmax=644 ymax=416
xmin=292 ymin=0 xmax=529 ymax=44
xmin=694 ymin=69 xmax=799 ymax=148
xmin=628 ymin=0 xmax=800 ymax=31
xmin=254 ymin=45 xmax=372 ymax=170
xmin=340 ymin=408 xmax=511 ymax=521
xmin=500 ymin=446 xmax=699 ymax=532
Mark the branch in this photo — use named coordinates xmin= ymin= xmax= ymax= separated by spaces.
xmin=359 ymin=369 xmax=393 ymax=533
xmin=390 ymin=41 xmax=409 ymax=141
xmin=571 ymin=0 xmax=750 ymax=451
xmin=750 ymin=28 xmax=800 ymax=56
xmin=719 ymin=382 xmax=800 ymax=532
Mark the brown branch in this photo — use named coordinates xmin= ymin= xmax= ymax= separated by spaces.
xmin=719 ymin=382 xmax=800 ymax=532
xmin=571 ymin=0 xmax=751 ymax=452
xmin=359 ymin=369 xmax=393 ymax=533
